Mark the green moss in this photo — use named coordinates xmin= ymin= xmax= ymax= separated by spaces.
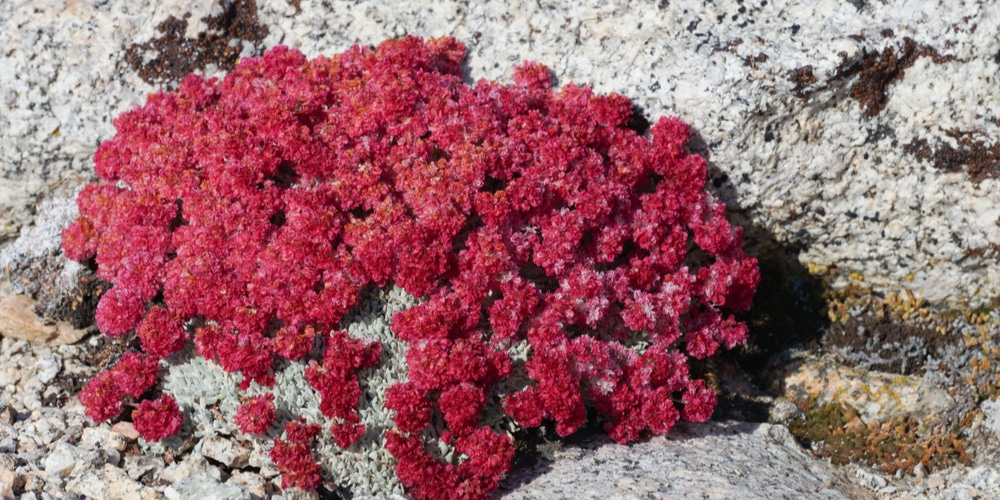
xmin=787 ymin=397 xmax=969 ymax=475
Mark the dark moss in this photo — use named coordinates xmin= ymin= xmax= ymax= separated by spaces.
xmin=788 ymin=398 xmax=970 ymax=474
xmin=786 ymin=65 xmax=817 ymax=99
xmin=834 ymin=37 xmax=956 ymax=117
xmin=125 ymin=0 xmax=269 ymax=87
xmin=904 ymin=129 xmax=1000 ymax=184
xmin=822 ymin=313 xmax=952 ymax=375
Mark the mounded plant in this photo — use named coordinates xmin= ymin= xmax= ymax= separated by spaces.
xmin=65 ymin=36 xmax=759 ymax=499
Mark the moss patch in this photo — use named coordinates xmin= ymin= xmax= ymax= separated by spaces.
xmin=788 ymin=397 xmax=970 ymax=475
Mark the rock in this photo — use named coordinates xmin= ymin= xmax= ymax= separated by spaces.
xmin=248 ymin=444 xmax=279 ymax=479
xmin=111 ymin=421 xmax=140 ymax=443
xmin=855 ymin=467 xmax=889 ymax=491
xmin=3 ymin=0 xmax=1000 ymax=306
xmin=0 ymin=430 xmax=12 ymax=456
xmin=165 ymin=472 xmax=247 ymax=500
xmin=200 ymin=436 xmax=250 ymax=468
xmin=277 ymin=488 xmax=320 ymax=500
xmin=24 ymin=411 xmax=66 ymax=447
xmin=32 ymin=350 xmax=61 ymax=385
xmin=768 ymin=399 xmax=804 ymax=425
xmin=0 ymin=295 xmax=88 ymax=347
xmin=79 ymin=427 xmax=121 ymax=452
xmin=227 ymin=470 xmax=268 ymax=500
xmin=500 ymin=421 xmax=874 ymax=499
xmin=79 ymin=426 xmax=128 ymax=456
xmin=65 ymin=464 xmax=161 ymax=500
xmin=122 ymin=455 xmax=165 ymax=483
xmin=0 ymin=454 xmax=23 ymax=492
xmin=42 ymin=442 xmax=81 ymax=478
xmin=21 ymin=471 xmax=44 ymax=492
xmin=157 ymin=453 xmax=221 ymax=485
xmin=0 ymin=366 xmax=19 ymax=389
xmin=0 ymin=408 xmax=13 ymax=426
xmin=776 ymin=352 xmax=954 ymax=425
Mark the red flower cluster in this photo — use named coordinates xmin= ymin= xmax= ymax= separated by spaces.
xmin=78 ymin=352 xmax=159 ymax=423
xmin=304 ymin=331 xmax=381 ymax=448
xmin=132 ymin=395 xmax=184 ymax=441
xmin=270 ymin=419 xmax=324 ymax=490
xmin=65 ymin=36 xmax=759 ymax=499
xmin=235 ymin=392 xmax=277 ymax=435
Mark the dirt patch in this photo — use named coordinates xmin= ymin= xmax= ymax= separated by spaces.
xmin=743 ymin=52 xmax=768 ymax=67
xmin=42 ymin=333 xmax=138 ymax=408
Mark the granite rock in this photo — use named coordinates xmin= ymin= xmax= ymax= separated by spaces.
xmin=776 ymin=351 xmax=956 ymax=424
xmin=164 ymin=472 xmax=247 ymax=500
xmin=200 ymin=436 xmax=250 ymax=469
xmin=0 ymin=196 xmax=100 ymax=331
xmin=65 ymin=463 xmax=162 ymax=500
xmin=42 ymin=442 xmax=83 ymax=478
xmin=226 ymin=470 xmax=269 ymax=500
xmin=498 ymin=421 xmax=875 ymax=499
xmin=157 ymin=453 xmax=221 ymax=486
xmin=0 ymin=294 xmax=87 ymax=348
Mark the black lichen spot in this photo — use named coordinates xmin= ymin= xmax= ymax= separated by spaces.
xmin=864 ymin=124 xmax=896 ymax=146
xmin=125 ymin=0 xmax=269 ymax=87
xmin=845 ymin=0 xmax=866 ymax=11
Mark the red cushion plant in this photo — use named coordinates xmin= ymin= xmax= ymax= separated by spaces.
xmin=64 ymin=35 xmax=759 ymax=499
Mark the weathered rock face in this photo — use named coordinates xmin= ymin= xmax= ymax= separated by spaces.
xmin=498 ymin=421 xmax=875 ymax=499
xmin=0 ymin=197 xmax=101 ymax=333
xmin=3 ymin=0 xmax=999 ymax=307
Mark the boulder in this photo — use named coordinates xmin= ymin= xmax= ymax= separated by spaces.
xmin=498 ymin=421 xmax=876 ymax=499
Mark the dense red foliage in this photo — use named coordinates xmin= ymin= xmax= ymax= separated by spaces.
xmin=132 ymin=395 xmax=183 ymax=441
xmin=67 ymin=36 xmax=759 ymax=499
xmin=270 ymin=419 xmax=323 ymax=490
xmin=235 ymin=392 xmax=277 ymax=435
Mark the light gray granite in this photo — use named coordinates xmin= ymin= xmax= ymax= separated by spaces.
xmin=499 ymin=421 xmax=874 ymax=499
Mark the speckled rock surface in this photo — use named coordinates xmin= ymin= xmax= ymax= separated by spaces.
xmin=3 ymin=0 xmax=1000 ymax=305
xmin=499 ymin=421 xmax=874 ymax=499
